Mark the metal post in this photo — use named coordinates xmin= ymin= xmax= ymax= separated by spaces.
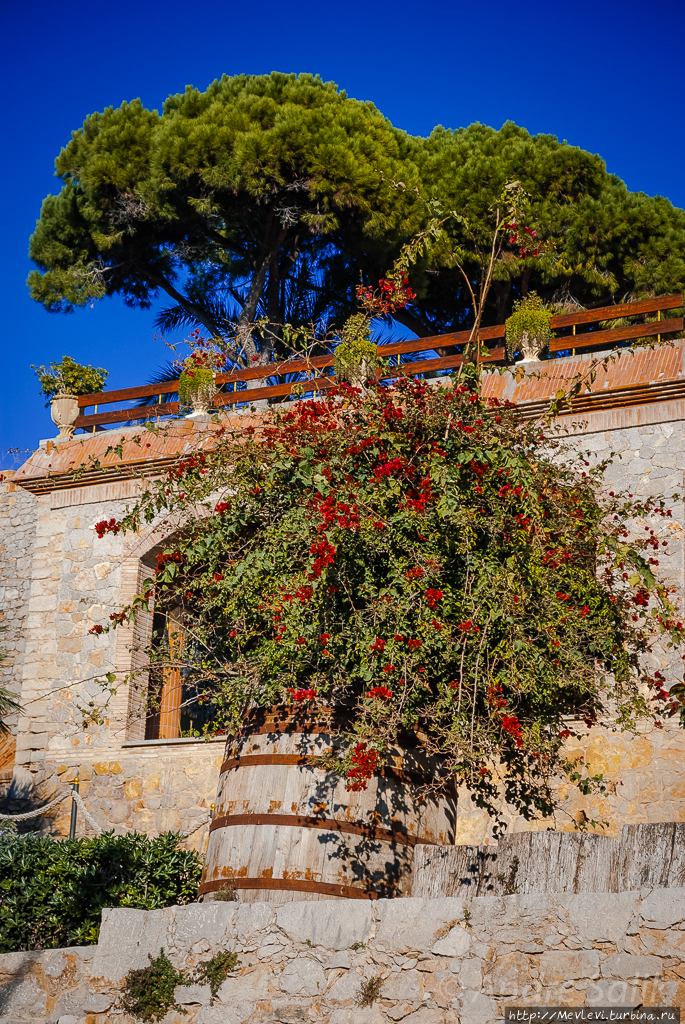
xmin=69 ymin=777 xmax=79 ymax=839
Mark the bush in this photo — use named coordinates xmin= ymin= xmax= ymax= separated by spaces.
xmin=0 ymin=830 xmax=201 ymax=952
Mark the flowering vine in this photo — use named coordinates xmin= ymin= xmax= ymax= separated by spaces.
xmin=92 ymin=367 xmax=685 ymax=829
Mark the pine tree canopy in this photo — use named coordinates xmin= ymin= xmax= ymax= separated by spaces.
xmin=28 ymin=72 xmax=685 ymax=359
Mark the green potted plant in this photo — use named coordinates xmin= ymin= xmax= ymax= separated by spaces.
xmin=505 ymin=293 xmax=555 ymax=362
xmin=334 ymin=313 xmax=386 ymax=387
xmin=32 ymin=357 xmax=108 ymax=439
xmin=175 ymin=333 xmax=227 ymax=421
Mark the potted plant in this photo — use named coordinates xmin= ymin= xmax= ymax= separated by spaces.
xmin=334 ymin=314 xmax=385 ymax=387
xmin=32 ymin=357 xmax=108 ymax=439
xmin=175 ymin=333 xmax=227 ymax=421
xmin=505 ymin=293 xmax=555 ymax=362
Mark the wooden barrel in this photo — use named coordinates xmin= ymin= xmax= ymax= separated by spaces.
xmin=199 ymin=707 xmax=457 ymax=903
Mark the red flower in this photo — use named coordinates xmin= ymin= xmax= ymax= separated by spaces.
xmin=288 ymin=688 xmax=317 ymax=702
xmin=213 ymin=573 xmax=223 ymax=581
xmin=346 ymin=742 xmax=380 ymax=792
xmin=425 ymin=588 xmax=443 ymax=609
xmin=89 ymin=624 xmax=104 ymax=635
xmin=370 ymin=637 xmax=386 ymax=653
xmin=407 ymin=638 xmax=422 ymax=650
xmin=382 ymin=664 xmax=397 ymax=673
xmin=94 ymin=518 xmax=121 ymax=539
xmin=368 ymin=686 xmax=393 ymax=701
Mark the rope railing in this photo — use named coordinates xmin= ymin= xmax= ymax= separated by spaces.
xmin=0 ymin=784 xmax=213 ymax=839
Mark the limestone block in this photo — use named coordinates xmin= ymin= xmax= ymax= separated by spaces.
xmin=0 ymin=974 xmax=48 ymax=1018
xmin=380 ymin=969 xmax=422 ymax=1001
xmin=455 ymin=990 xmax=498 ymax=1024
xmin=279 ymin=957 xmax=326 ymax=996
xmin=586 ymin=979 xmax=641 ymax=1006
xmin=376 ymin=898 xmax=463 ymax=953
xmin=172 ymin=902 xmax=238 ymax=952
xmin=82 ymin=993 xmax=113 ymax=1012
xmin=431 ymin=925 xmax=470 ymax=958
xmin=277 ymin=897 xmax=373 ymax=951
xmin=484 ymin=952 xmax=531 ymax=995
xmin=175 ymin=983 xmax=211 ymax=1005
xmin=236 ymin=901 xmax=275 ymax=945
xmin=450 ymin=957 xmax=482 ymax=988
xmin=640 ymin=888 xmax=685 ymax=929
xmin=328 ymin=1006 xmax=385 ymax=1024
xmin=539 ymin=950 xmax=599 ymax=985
xmin=600 ymin=952 xmax=662 ymax=979
xmin=52 ymin=980 xmax=91 ymax=1017
xmin=326 ymin=967 xmax=364 ymax=1004
xmin=325 ymin=952 xmax=351 ymax=970
xmin=93 ymin=907 xmax=167 ymax=983
xmin=568 ymin=891 xmax=637 ymax=944
xmin=198 ymin=999 xmax=253 ymax=1023
xmin=422 ymin=968 xmax=460 ymax=1007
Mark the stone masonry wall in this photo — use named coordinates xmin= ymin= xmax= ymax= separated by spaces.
xmin=1 ymin=890 xmax=685 ymax=1023
xmin=0 ymin=472 xmax=38 ymax=741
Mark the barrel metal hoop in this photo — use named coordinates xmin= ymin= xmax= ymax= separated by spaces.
xmin=219 ymin=752 xmax=428 ymax=787
xmin=208 ymin=811 xmax=435 ymax=847
xmin=198 ymin=876 xmax=379 ymax=900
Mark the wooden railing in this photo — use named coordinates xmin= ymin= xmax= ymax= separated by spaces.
xmin=73 ymin=294 xmax=683 ymax=432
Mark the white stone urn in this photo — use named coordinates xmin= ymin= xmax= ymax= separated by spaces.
xmin=50 ymin=393 xmax=79 ymax=439
xmin=516 ymin=330 xmax=545 ymax=363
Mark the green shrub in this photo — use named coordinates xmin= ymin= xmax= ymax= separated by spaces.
xmin=31 ymin=356 xmax=108 ymax=404
xmin=0 ymin=830 xmax=201 ymax=952
xmin=121 ymin=948 xmax=189 ymax=1022
xmin=190 ymin=950 xmax=241 ymax=1002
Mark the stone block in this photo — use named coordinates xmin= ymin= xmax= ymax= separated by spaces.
xmin=568 ymin=891 xmax=637 ymax=944
xmin=431 ymin=925 xmax=470 ymax=958
xmin=175 ymin=983 xmax=211 ymax=1005
xmin=539 ymin=950 xmax=600 ymax=985
xmin=381 ymin=969 xmax=422 ymax=1002
xmin=236 ymin=900 xmax=275 ymax=944
xmin=172 ymin=902 xmax=239 ymax=952
xmin=485 ymin=952 xmax=531 ymax=995
xmin=279 ymin=957 xmax=326 ymax=996
xmin=277 ymin=898 xmax=373 ymax=952
xmin=601 ymin=952 xmax=662 ymax=979
xmin=587 ymin=979 xmax=641 ymax=1006
xmin=0 ymin=975 xmax=48 ymax=1018
xmin=82 ymin=993 xmax=113 ymax=1012
xmin=451 ymin=956 xmax=482 ymax=989
xmin=326 ymin=967 xmax=364 ymax=1004
xmin=376 ymin=898 xmax=463 ymax=953
xmin=640 ymin=888 xmax=685 ymax=929
xmin=456 ymin=990 xmax=498 ymax=1024
xmin=328 ymin=1007 xmax=384 ymax=1024
xmin=325 ymin=952 xmax=351 ymax=970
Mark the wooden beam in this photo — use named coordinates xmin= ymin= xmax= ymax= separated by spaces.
xmin=549 ymin=317 xmax=682 ymax=352
xmin=550 ymin=294 xmax=682 ymax=329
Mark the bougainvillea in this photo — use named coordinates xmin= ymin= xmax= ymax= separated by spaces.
xmin=95 ymin=363 xmax=684 ymax=827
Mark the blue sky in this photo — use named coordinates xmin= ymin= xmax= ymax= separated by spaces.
xmin=2 ymin=0 xmax=683 ymax=468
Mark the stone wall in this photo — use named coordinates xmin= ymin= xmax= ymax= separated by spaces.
xmin=1 ymin=890 xmax=685 ymax=1023
xmin=0 ymin=472 xmax=38 ymax=746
